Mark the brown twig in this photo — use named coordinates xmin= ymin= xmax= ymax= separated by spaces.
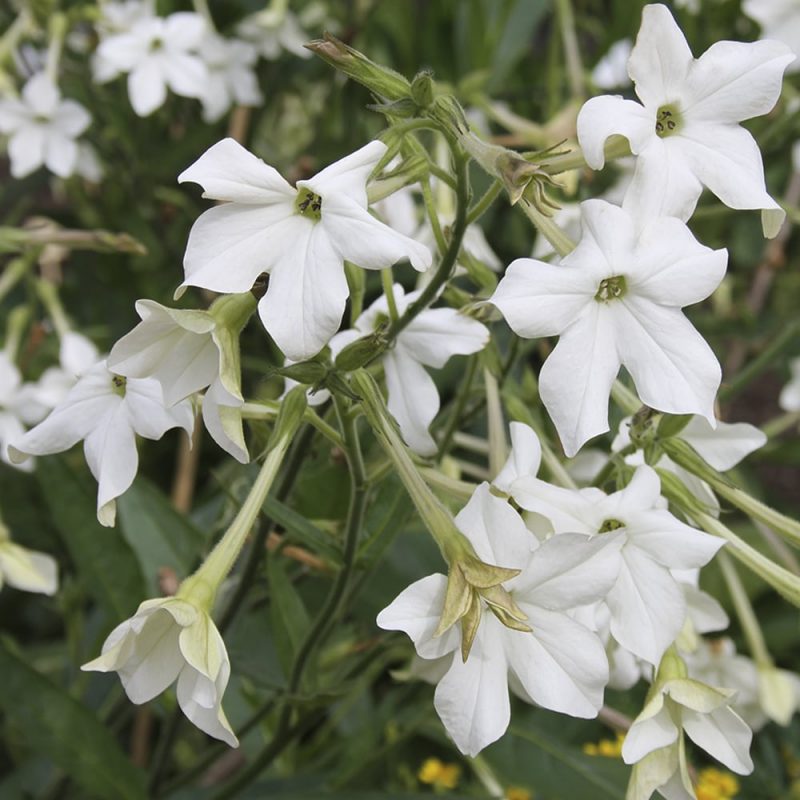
xmin=170 ymin=416 xmax=203 ymax=514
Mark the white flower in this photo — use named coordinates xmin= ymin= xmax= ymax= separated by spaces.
xmin=198 ymin=33 xmax=263 ymax=123
xmin=779 ymin=356 xmax=800 ymax=412
xmin=377 ymin=482 xmax=621 ymax=756
xmin=179 ymin=138 xmax=432 ymax=361
xmin=577 ymin=4 xmax=794 ymax=236
xmin=331 ymin=284 xmax=488 ymax=455
xmin=108 ymin=295 xmax=254 ymax=463
xmin=82 ymin=596 xmax=237 ymax=746
xmin=8 ymin=360 xmax=193 ymax=526
xmin=0 ymin=352 xmax=32 ymax=472
xmin=497 ymin=424 xmax=724 ymax=664
xmin=592 ymin=38 xmax=633 ymax=89
xmin=236 ymin=8 xmax=312 ymax=61
xmin=0 ymin=73 xmax=91 ymax=178
xmin=92 ymin=0 xmax=156 ymax=82
xmin=0 ymin=522 xmax=57 ymax=596
xmin=96 ymin=12 xmax=207 ymax=117
xmin=15 ymin=331 xmax=100 ymax=425
xmin=491 ymin=200 xmax=727 ymax=456
xmin=371 ymin=185 xmax=419 ymax=238
xmin=613 ymin=415 xmax=766 ymax=514
xmin=744 ymin=0 xmax=800 ymax=72
xmin=623 ymin=665 xmax=754 ymax=780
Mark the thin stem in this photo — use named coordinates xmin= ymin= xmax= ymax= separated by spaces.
xmin=762 ymin=411 xmax=800 ymax=439
xmin=420 ymin=176 xmax=448 ymax=253
xmin=385 ymin=141 xmax=470 ymax=342
xmin=437 ymin=355 xmax=479 ymax=460
xmin=381 ymin=269 xmax=399 ymax=322
xmin=519 ymin=199 xmax=575 ymax=257
xmin=555 ymin=0 xmax=585 ymax=100
xmin=240 ymin=401 xmax=344 ymax=449
xmin=466 ymin=180 xmax=503 ymax=225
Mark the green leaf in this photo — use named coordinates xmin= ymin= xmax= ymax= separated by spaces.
xmin=267 ymin=554 xmax=311 ymax=677
xmin=488 ymin=0 xmax=548 ymax=90
xmin=0 ymin=637 xmax=147 ymax=800
xmin=117 ymin=475 xmax=206 ymax=594
xmin=36 ymin=456 xmax=146 ymax=619
xmin=263 ymin=495 xmax=342 ymax=564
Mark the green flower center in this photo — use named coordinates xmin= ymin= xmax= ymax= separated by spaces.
xmin=594 ymin=275 xmax=627 ymax=302
xmin=655 ymin=104 xmax=681 ymax=138
xmin=599 ymin=518 xmax=625 ymax=533
xmin=295 ymin=187 xmax=322 ymax=221
xmin=111 ymin=374 xmax=127 ymax=397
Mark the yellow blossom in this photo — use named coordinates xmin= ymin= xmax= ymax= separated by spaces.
xmin=506 ymin=787 xmax=533 ymax=800
xmin=582 ymin=732 xmax=625 ymax=758
xmin=695 ymin=767 xmax=740 ymax=799
xmin=418 ymin=757 xmax=460 ymax=790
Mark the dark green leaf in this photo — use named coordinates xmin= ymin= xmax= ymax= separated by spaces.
xmin=267 ymin=554 xmax=311 ymax=677
xmin=0 ymin=637 xmax=147 ymax=800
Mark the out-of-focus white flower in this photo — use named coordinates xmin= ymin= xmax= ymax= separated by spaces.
xmin=592 ymin=38 xmax=633 ymax=89
xmin=179 ymin=138 xmax=432 ymax=361
xmin=578 ymin=4 xmax=794 ymax=236
xmin=96 ymin=13 xmax=207 ymax=116
xmin=779 ymin=357 xmax=800 ymax=412
xmin=236 ymin=7 xmax=312 ymax=61
xmin=331 ymin=284 xmax=488 ymax=456
xmin=82 ymin=596 xmax=237 ymax=746
xmin=0 ymin=73 xmax=91 ymax=179
xmin=198 ymin=33 xmax=263 ymax=123
xmin=92 ymin=0 xmax=156 ymax=82
xmin=8 ymin=361 xmax=194 ymax=526
xmin=491 ymin=200 xmax=727 ymax=456
xmin=108 ymin=294 xmax=255 ymax=463
xmin=0 ymin=521 xmax=57 ymax=595
xmin=0 ymin=352 xmax=33 ymax=472
xmin=744 ymin=0 xmax=800 ymax=72
xmin=613 ymin=415 xmax=766 ymax=515
xmin=378 ymin=482 xmax=621 ymax=756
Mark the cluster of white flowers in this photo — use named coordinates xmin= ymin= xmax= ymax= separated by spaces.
xmin=3 ymin=3 xmax=797 ymax=790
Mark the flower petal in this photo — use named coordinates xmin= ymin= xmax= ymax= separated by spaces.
xmin=124 ymin=376 xmax=195 ymax=440
xmin=258 ymin=222 xmax=347 ymax=361
xmin=433 ymin=614 xmax=510 ymax=756
xmin=615 ymin=298 xmax=720 ymax=424
xmin=0 ymin=544 xmax=58 ymax=595
xmin=44 ymin=133 xmax=79 ymax=178
xmin=383 ymin=347 xmax=439 ymax=457
xmin=681 ymin=706 xmax=754 ymax=774
xmin=681 ymin=417 xmax=766 ymax=471
xmin=303 ymin=140 xmax=387 ymax=206
xmin=626 ymin=510 xmax=724 ymax=570
xmin=400 ymin=308 xmax=488 ymax=369
xmin=540 ymin=303 xmax=620 ymax=457
xmin=493 ymin=422 xmax=542 ymax=493
xmin=376 ymin=573 xmax=460 ymax=660
xmin=162 ymin=53 xmax=207 ymax=100
xmin=8 ymin=127 xmax=46 ymax=178
xmin=576 ymin=95 xmax=654 ymax=170
xmin=202 ymin=378 xmax=248 ymax=464
xmin=622 ymin=701 xmax=679 ymax=763
xmin=128 ymin=58 xmax=167 ymax=116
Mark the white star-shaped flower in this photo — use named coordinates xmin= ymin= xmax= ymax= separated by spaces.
xmin=490 ymin=199 xmax=727 ymax=456
xmin=378 ymin=482 xmax=621 ymax=756
xmin=92 ymin=0 xmax=156 ymax=82
xmin=236 ymin=8 xmax=312 ymax=61
xmin=0 ymin=352 xmax=36 ymax=472
xmin=577 ymin=3 xmax=794 ymax=236
xmin=331 ymin=284 xmax=488 ymax=455
xmin=96 ymin=12 xmax=208 ymax=116
xmin=8 ymin=361 xmax=193 ymax=526
xmin=496 ymin=423 xmax=724 ymax=665
xmin=82 ymin=596 xmax=237 ymax=746
xmin=744 ymin=0 xmax=800 ymax=72
xmin=198 ymin=33 xmax=263 ymax=123
xmin=178 ymin=138 xmax=432 ymax=361
xmin=0 ymin=73 xmax=91 ymax=178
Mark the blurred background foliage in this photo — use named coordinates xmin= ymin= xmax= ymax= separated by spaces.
xmin=0 ymin=0 xmax=799 ymax=798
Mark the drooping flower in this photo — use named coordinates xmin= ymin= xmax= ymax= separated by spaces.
xmin=179 ymin=138 xmax=432 ymax=361
xmin=198 ymin=33 xmax=263 ymax=123
xmin=496 ymin=423 xmax=724 ymax=665
xmin=82 ymin=596 xmax=237 ymax=746
xmin=7 ymin=360 xmax=194 ymax=526
xmin=490 ymin=200 xmax=727 ymax=456
xmin=0 ymin=520 xmax=57 ymax=596
xmin=107 ymin=294 xmax=255 ymax=463
xmin=330 ymin=284 xmax=488 ymax=455
xmin=96 ymin=12 xmax=207 ymax=117
xmin=624 ymin=649 xmax=753 ymax=800
xmin=577 ymin=4 xmax=794 ymax=236
xmin=0 ymin=73 xmax=91 ymax=178
xmin=377 ymin=482 xmax=621 ymax=756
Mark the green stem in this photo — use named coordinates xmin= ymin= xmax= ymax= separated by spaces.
xmin=466 ymin=180 xmax=503 ymax=225
xmin=381 ymin=269 xmax=399 ymax=322
xmin=211 ymin=394 xmax=368 ymax=800
xmin=437 ymin=355 xmax=479 ymax=458
xmin=519 ymin=198 xmax=575 ymax=257
xmin=240 ymin=401 xmax=344 ymax=449
xmin=762 ymin=411 xmax=800 ymax=439
xmin=539 ymin=135 xmax=631 ymax=176
xmin=385 ymin=141 xmax=470 ymax=342
xmin=555 ymin=0 xmax=585 ymax=100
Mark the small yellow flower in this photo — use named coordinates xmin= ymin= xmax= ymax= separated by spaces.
xmin=418 ymin=757 xmax=461 ymax=790
xmin=695 ymin=767 xmax=740 ymax=799
xmin=582 ymin=732 xmax=625 ymax=758
xmin=506 ymin=787 xmax=533 ymax=800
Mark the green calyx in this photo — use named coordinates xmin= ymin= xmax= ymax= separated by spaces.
xmin=295 ymin=187 xmax=323 ymax=220
xmin=595 ymin=275 xmax=627 ymax=302
xmin=599 ymin=518 xmax=625 ymax=533
xmin=655 ymin=104 xmax=682 ymax=138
